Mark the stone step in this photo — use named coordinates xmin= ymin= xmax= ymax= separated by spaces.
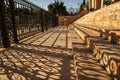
xmin=73 ymin=25 xmax=120 ymax=80
xmin=86 ymin=36 xmax=120 ymax=80
xmin=72 ymin=43 xmax=111 ymax=80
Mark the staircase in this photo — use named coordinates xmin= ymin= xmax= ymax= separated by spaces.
xmin=72 ymin=24 xmax=120 ymax=80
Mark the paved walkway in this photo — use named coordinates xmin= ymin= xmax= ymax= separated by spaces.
xmin=0 ymin=26 xmax=111 ymax=80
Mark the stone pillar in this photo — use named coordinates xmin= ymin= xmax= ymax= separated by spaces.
xmin=89 ymin=0 xmax=104 ymax=10
xmin=97 ymin=0 xmax=102 ymax=9
xmin=94 ymin=0 xmax=96 ymax=9
xmin=101 ymin=0 xmax=104 ymax=8
xmin=89 ymin=0 xmax=92 ymax=9
xmin=92 ymin=0 xmax=95 ymax=8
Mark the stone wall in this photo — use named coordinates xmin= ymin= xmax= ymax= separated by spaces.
xmin=58 ymin=9 xmax=88 ymax=26
xmin=75 ymin=1 xmax=120 ymax=29
xmin=58 ymin=16 xmax=71 ymax=26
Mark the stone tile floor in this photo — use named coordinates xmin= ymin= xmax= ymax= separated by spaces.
xmin=0 ymin=26 xmax=111 ymax=80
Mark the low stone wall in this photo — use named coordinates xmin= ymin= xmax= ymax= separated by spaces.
xmin=58 ymin=16 xmax=71 ymax=26
xmin=75 ymin=1 xmax=120 ymax=29
xmin=58 ymin=9 xmax=88 ymax=26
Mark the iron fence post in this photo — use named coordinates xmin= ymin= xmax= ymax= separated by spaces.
xmin=0 ymin=0 xmax=10 ymax=48
xmin=55 ymin=16 xmax=57 ymax=27
xmin=52 ymin=15 xmax=55 ymax=28
xmin=45 ymin=12 xmax=48 ymax=30
xmin=54 ymin=16 xmax=56 ymax=27
xmin=55 ymin=16 xmax=58 ymax=27
xmin=55 ymin=16 xmax=57 ymax=26
xmin=9 ymin=0 xmax=19 ymax=43
xmin=40 ymin=9 xmax=44 ymax=32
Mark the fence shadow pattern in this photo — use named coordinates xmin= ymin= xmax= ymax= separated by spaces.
xmin=0 ymin=44 xmax=75 ymax=80
xmin=73 ymin=43 xmax=111 ymax=80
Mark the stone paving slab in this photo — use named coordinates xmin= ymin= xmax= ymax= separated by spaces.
xmin=0 ymin=44 xmax=75 ymax=80
xmin=0 ymin=26 xmax=113 ymax=80
xmin=0 ymin=26 xmax=77 ymax=80
xmin=69 ymin=25 xmax=84 ymax=43
xmin=22 ymin=31 xmax=50 ymax=44
xmin=31 ymin=30 xmax=56 ymax=45
xmin=53 ymin=27 xmax=67 ymax=48
xmin=41 ymin=28 xmax=62 ymax=47
xmin=21 ymin=26 xmax=72 ymax=49
xmin=21 ymin=26 xmax=84 ymax=50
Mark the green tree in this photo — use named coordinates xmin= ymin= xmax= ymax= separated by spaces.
xmin=48 ymin=0 xmax=68 ymax=16
xmin=103 ymin=0 xmax=111 ymax=6
xmin=80 ymin=0 xmax=88 ymax=12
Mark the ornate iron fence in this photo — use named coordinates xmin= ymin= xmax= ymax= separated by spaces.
xmin=0 ymin=12 xmax=3 ymax=48
xmin=0 ymin=0 xmax=58 ymax=48
xmin=14 ymin=0 xmax=42 ymax=40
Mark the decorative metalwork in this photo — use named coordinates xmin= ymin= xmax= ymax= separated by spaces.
xmin=0 ymin=16 xmax=3 ymax=47
xmin=0 ymin=0 xmax=58 ymax=48
xmin=4 ymin=0 xmax=15 ymax=43
xmin=14 ymin=0 xmax=41 ymax=40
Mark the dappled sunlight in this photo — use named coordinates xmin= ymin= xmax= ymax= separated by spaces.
xmin=21 ymin=26 xmax=84 ymax=51
xmin=0 ymin=44 xmax=75 ymax=80
xmin=73 ymin=43 xmax=111 ymax=80
xmin=1 ymin=0 xmax=120 ymax=79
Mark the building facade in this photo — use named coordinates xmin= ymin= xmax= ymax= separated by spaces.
xmin=88 ymin=0 xmax=120 ymax=11
xmin=89 ymin=0 xmax=104 ymax=10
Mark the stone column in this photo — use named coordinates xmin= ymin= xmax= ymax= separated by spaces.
xmin=97 ymin=0 xmax=102 ymax=9
xmin=89 ymin=0 xmax=90 ymax=9
xmin=101 ymin=0 xmax=104 ymax=8
xmin=92 ymin=0 xmax=95 ymax=8
xmin=94 ymin=0 xmax=97 ymax=9
xmin=89 ymin=0 xmax=92 ymax=9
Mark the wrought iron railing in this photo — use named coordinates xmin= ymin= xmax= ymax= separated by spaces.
xmin=14 ymin=0 xmax=42 ymax=40
xmin=0 ymin=0 xmax=58 ymax=48
xmin=0 ymin=16 xmax=3 ymax=47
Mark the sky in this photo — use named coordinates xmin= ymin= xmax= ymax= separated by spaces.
xmin=29 ymin=0 xmax=86 ymax=10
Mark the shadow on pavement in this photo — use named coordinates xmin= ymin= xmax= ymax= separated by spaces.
xmin=0 ymin=44 xmax=75 ymax=80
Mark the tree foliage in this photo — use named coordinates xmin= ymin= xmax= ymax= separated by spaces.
xmin=48 ymin=0 xmax=68 ymax=16
xmin=103 ymin=0 xmax=111 ymax=6
xmin=80 ymin=0 xmax=88 ymax=12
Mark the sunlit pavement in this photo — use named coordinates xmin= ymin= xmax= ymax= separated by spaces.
xmin=73 ymin=43 xmax=111 ymax=80
xmin=0 ymin=26 xmax=111 ymax=80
